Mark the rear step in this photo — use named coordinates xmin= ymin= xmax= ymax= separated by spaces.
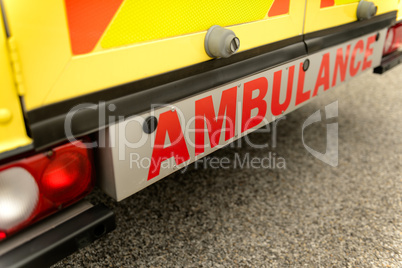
xmin=0 ymin=201 xmax=115 ymax=268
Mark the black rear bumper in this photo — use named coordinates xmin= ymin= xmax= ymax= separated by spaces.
xmin=0 ymin=203 xmax=115 ymax=268
xmin=374 ymin=50 xmax=402 ymax=74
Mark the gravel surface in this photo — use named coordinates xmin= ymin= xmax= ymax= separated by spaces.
xmin=54 ymin=64 xmax=402 ymax=267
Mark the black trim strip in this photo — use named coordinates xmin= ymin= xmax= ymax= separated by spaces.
xmin=28 ymin=38 xmax=307 ymax=150
xmin=304 ymin=11 xmax=396 ymax=54
xmin=0 ymin=205 xmax=115 ymax=268
xmin=0 ymin=144 xmax=34 ymax=164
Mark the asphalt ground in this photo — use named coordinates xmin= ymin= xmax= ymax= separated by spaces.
xmin=54 ymin=64 xmax=401 ymax=267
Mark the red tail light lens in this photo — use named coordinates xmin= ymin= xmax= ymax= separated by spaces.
xmin=0 ymin=140 xmax=93 ymax=241
xmin=383 ymin=22 xmax=402 ymax=56
xmin=41 ymin=152 xmax=91 ymax=203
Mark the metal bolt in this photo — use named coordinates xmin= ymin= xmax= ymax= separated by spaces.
xmin=108 ymin=103 xmax=116 ymax=112
xmin=46 ymin=150 xmax=54 ymax=158
xmin=205 ymin=25 xmax=239 ymax=58
xmin=171 ymin=106 xmax=175 ymax=112
xmin=357 ymin=1 xmax=377 ymax=20
xmin=303 ymin=59 xmax=310 ymax=72
xmin=230 ymin=37 xmax=240 ymax=53
xmin=143 ymin=116 xmax=158 ymax=134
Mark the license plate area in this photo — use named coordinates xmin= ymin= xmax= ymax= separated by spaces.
xmin=99 ymin=30 xmax=386 ymax=201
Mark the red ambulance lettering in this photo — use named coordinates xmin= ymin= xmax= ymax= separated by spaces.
xmin=313 ymin=52 xmax=330 ymax=96
xmin=271 ymin=66 xmax=295 ymax=116
xmin=195 ymin=87 xmax=237 ymax=156
xmin=241 ymin=77 xmax=268 ymax=132
xmin=363 ymin=35 xmax=376 ymax=70
xmin=148 ymin=34 xmax=380 ymax=180
xmin=350 ymin=39 xmax=364 ymax=76
xmin=295 ymin=62 xmax=310 ymax=106
xmin=332 ymin=45 xmax=351 ymax=87
xmin=148 ymin=110 xmax=190 ymax=180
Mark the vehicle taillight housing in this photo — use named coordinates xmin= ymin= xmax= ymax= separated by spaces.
xmin=0 ymin=140 xmax=94 ymax=241
xmin=383 ymin=22 xmax=402 ymax=56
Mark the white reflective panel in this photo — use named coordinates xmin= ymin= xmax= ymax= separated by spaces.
xmin=99 ymin=29 xmax=387 ymax=201
xmin=0 ymin=167 xmax=39 ymax=230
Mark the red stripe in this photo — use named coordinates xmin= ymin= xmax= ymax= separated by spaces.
xmin=268 ymin=0 xmax=290 ymax=17
xmin=320 ymin=0 xmax=335 ymax=8
xmin=65 ymin=0 xmax=124 ymax=55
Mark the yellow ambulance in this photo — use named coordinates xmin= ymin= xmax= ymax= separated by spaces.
xmin=0 ymin=1 xmax=401 ymax=266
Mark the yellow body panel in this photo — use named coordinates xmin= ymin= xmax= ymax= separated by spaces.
xmin=0 ymin=12 xmax=32 ymax=153
xmin=304 ymin=0 xmax=399 ymax=33
xmin=2 ymin=0 xmax=305 ymax=110
xmin=2 ymin=0 xmax=72 ymax=111
xmin=102 ymin=0 xmax=274 ymax=48
xmin=335 ymin=0 xmax=359 ymax=5
xmin=398 ymin=0 xmax=402 ymax=21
